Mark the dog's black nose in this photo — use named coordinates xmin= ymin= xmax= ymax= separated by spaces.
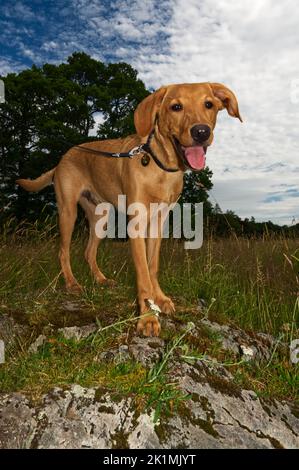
xmin=190 ymin=125 xmax=211 ymax=143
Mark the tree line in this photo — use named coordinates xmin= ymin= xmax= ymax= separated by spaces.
xmin=0 ymin=52 xmax=298 ymax=238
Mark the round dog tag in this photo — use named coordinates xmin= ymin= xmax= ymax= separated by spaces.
xmin=141 ymin=154 xmax=150 ymax=166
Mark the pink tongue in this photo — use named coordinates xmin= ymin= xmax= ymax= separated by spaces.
xmin=184 ymin=146 xmax=206 ymax=170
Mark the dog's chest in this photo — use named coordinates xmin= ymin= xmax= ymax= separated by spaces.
xmin=144 ymin=173 xmax=183 ymax=203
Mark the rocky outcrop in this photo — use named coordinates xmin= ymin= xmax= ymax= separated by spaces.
xmin=0 ymin=359 xmax=298 ymax=449
xmin=0 ymin=315 xmax=298 ymax=449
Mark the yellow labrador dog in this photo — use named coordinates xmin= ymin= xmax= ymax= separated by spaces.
xmin=17 ymin=82 xmax=242 ymax=336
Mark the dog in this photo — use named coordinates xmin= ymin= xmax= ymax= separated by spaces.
xmin=17 ymin=82 xmax=242 ymax=337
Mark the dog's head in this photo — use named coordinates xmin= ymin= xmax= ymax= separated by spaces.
xmin=134 ymin=82 xmax=242 ymax=171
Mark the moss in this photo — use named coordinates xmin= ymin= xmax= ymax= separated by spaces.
xmin=185 ymin=365 xmax=204 ymax=384
xmin=95 ymin=388 xmax=124 ymax=405
xmin=199 ymin=396 xmax=216 ymax=420
xmin=280 ymin=414 xmax=298 ymax=437
xmin=190 ymin=392 xmax=200 ymax=403
xmin=290 ymin=405 xmax=299 ymax=419
xmin=184 ymin=332 xmax=211 ymax=353
xmin=111 ymin=429 xmax=130 ymax=449
xmin=148 ymin=341 xmax=163 ymax=349
xmin=30 ymin=413 xmax=48 ymax=449
xmin=259 ymin=397 xmax=274 ymax=417
xmin=109 ymin=392 xmax=124 ymax=403
xmin=205 ymin=372 xmax=243 ymax=399
xmin=195 ymin=417 xmax=219 ymax=438
xmin=178 ymin=403 xmax=220 ymax=439
xmin=97 ymin=405 xmax=115 ymax=414
xmin=266 ymin=436 xmax=284 ymax=449
xmin=154 ymin=422 xmax=172 ymax=443
xmin=93 ymin=387 xmax=107 ymax=403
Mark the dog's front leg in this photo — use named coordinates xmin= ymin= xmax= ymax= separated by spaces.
xmin=129 ymin=236 xmax=161 ymax=337
xmin=147 ymin=236 xmax=175 ymax=315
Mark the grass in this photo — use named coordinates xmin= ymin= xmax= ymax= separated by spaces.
xmin=0 ymin=327 xmax=191 ymax=422
xmin=0 ymin=219 xmax=298 ymax=407
xmin=235 ymin=360 xmax=299 ymax=401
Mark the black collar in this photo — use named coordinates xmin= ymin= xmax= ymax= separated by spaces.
xmin=141 ymin=130 xmax=180 ymax=173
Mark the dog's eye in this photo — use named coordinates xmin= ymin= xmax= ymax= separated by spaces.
xmin=205 ymin=101 xmax=213 ymax=109
xmin=171 ymin=103 xmax=183 ymax=111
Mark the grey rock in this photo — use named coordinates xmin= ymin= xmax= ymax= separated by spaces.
xmin=161 ymin=317 xmax=177 ymax=333
xmin=197 ymin=298 xmax=207 ymax=312
xmin=95 ymin=344 xmax=131 ymax=364
xmin=58 ymin=324 xmax=97 ymax=341
xmin=28 ymin=334 xmax=47 ymax=354
xmin=0 ymin=314 xmax=31 ymax=353
xmin=0 ymin=363 xmax=298 ymax=449
xmin=117 ymin=345 xmax=131 ymax=363
xmin=200 ymin=319 xmax=280 ymax=362
xmin=129 ymin=336 xmax=165 ymax=366
xmin=60 ymin=301 xmax=84 ymax=312
xmin=96 ymin=349 xmax=117 ymax=362
xmin=0 ymin=393 xmax=37 ymax=449
xmin=1 ymin=316 xmax=298 ymax=449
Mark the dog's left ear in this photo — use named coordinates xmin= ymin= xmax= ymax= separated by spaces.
xmin=209 ymin=83 xmax=243 ymax=122
xmin=134 ymin=86 xmax=168 ymax=138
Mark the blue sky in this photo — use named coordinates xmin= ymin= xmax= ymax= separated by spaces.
xmin=1 ymin=0 xmax=299 ymax=225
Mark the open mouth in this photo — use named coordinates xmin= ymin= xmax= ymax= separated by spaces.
xmin=173 ymin=137 xmax=207 ymax=171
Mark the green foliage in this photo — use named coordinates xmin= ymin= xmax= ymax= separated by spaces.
xmin=181 ymin=168 xmax=213 ymax=205
xmin=179 ymin=168 xmax=214 ymax=219
xmin=97 ymin=62 xmax=150 ymax=139
xmin=207 ymin=207 xmax=299 ymax=238
xmin=0 ymin=53 xmax=149 ymax=222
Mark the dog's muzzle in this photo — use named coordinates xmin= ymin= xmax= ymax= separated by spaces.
xmin=173 ymin=136 xmax=207 ymax=172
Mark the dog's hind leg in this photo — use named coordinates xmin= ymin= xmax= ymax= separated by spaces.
xmin=54 ymin=173 xmax=82 ymax=293
xmin=79 ymin=194 xmax=116 ymax=286
xmin=58 ymin=201 xmax=82 ymax=292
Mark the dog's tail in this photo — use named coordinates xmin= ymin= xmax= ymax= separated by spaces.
xmin=16 ymin=167 xmax=56 ymax=192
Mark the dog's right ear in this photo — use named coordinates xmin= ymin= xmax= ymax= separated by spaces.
xmin=134 ymin=86 xmax=168 ymax=138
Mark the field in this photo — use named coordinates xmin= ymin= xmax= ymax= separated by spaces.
xmin=0 ymin=219 xmax=298 ymax=407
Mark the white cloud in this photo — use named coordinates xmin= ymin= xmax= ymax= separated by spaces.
xmin=2 ymin=1 xmax=44 ymax=22
xmin=126 ymin=0 xmax=299 ymax=225
xmin=0 ymin=58 xmax=25 ymax=75
xmin=89 ymin=112 xmax=104 ymax=137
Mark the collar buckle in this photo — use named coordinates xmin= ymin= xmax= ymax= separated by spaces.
xmin=128 ymin=145 xmax=144 ymax=158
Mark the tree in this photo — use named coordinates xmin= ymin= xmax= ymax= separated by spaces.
xmin=180 ymin=168 xmax=213 ymax=215
xmin=97 ymin=62 xmax=150 ymax=139
xmin=0 ymin=53 xmax=149 ymax=222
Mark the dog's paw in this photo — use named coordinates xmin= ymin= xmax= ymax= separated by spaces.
xmin=155 ymin=297 xmax=175 ymax=315
xmin=66 ymin=282 xmax=83 ymax=294
xmin=99 ymin=278 xmax=117 ymax=288
xmin=137 ymin=315 xmax=161 ymax=337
